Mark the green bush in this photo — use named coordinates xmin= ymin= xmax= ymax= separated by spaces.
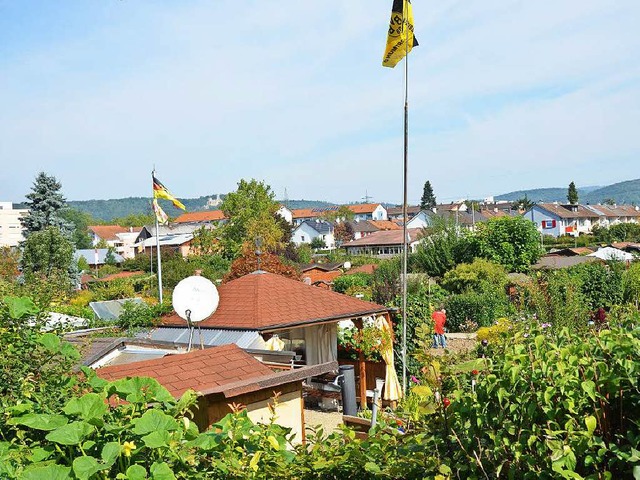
xmin=117 ymin=300 xmax=170 ymax=331
xmin=441 ymin=258 xmax=508 ymax=294
xmin=568 ymin=261 xmax=624 ymax=310
xmin=444 ymin=290 xmax=509 ymax=331
xmin=332 ymin=272 xmax=372 ymax=294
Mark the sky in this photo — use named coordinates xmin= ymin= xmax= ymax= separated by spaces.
xmin=1 ymin=0 xmax=639 ymax=205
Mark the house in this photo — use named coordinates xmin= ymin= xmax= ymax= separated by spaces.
xmin=174 ymin=210 xmax=227 ymax=225
xmin=292 ymin=220 xmax=335 ymax=249
xmin=0 ymin=202 xmax=27 ymax=247
xmin=341 ymin=229 xmax=423 ymax=257
xmin=368 ymin=220 xmax=401 ymax=231
xmin=74 ymin=248 xmax=125 ymax=268
xmin=523 ymin=203 xmax=600 ymax=237
xmin=155 ymin=271 xmax=398 ymax=405
xmin=96 ymin=343 xmax=335 ymax=442
xmin=347 ymin=203 xmax=388 ymax=221
xmin=136 ymin=223 xmax=203 ymax=242
xmin=347 ymin=220 xmax=380 ymax=240
xmin=135 ymin=233 xmax=194 ymax=257
xmin=386 ymin=205 xmax=422 ymax=221
xmin=276 ymin=205 xmax=293 ymax=224
xmin=403 ymin=210 xmax=432 ymax=230
xmin=290 ymin=208 xmax=323 ymax=226
xmin=583 ymin=204 xmax=640 ymax=227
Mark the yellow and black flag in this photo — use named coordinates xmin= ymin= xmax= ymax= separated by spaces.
xmin=382 ymin=0 xmax=418 ymax=68
xmin=152 ymin=174 xmax=186 ymax=211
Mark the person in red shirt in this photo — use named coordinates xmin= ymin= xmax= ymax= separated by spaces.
xmin=431 ymin=308 xmax=447 ymax=349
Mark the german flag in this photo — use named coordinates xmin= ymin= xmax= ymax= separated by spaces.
xmin=382 ymin=0 xmax=418 ymax=68
xmin=152 ymin=175 xmax=186 ymax=210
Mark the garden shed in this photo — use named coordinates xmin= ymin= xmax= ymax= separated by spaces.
xmin=157 ymin=271 xmax=401 ymax=405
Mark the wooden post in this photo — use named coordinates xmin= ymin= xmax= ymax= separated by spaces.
xmin=353 ymin=318 xmax=368 ymax=409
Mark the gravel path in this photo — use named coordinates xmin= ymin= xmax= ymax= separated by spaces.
xmin=305 ymin=408 xmax=343 ymax=434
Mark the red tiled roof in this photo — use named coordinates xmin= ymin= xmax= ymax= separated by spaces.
xmin=97 ymin=271 xmax=145 ymax=282
xmin=161 ymin=271 xmax=389 ymax=331
xmin=301 ymin=269 xmax=342 ymax=285
xmin=342 ymin=228 xmax=422 ymax=247
xmin=96 ymin=344 xmax=273 ymax=398
xmin=290 ymin=208 xmax=323 ymax=219
xmin=174 ymin=210 xmax=227 ymax=223
xmin=369 ymin=220 xmax=401 ymax=230
xmin=347 ymin=264 xmax=378 ymax=275
xmin=347 ymin=203 xmax=382 ymax=214
xmin=89 ymin=225 xmax=129 ymax=241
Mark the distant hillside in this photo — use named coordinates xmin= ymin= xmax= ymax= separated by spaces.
xmin=67 ymin=195 xmax=333 ymax=222
xmin=496 ymin=179 xmax=640 ymax=205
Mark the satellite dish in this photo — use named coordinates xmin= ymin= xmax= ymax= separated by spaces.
xmin=172 ymin=276 xmax=219 ymax=323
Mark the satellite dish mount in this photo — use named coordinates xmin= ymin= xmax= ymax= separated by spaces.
xmin=172 ymin=276 xmax=219 ymax=352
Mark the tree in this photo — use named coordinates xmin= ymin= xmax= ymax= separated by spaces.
xmin=472 ymin=216 xmax=543 ymax=272
xmin=104 ymin=247 xmax=118 ymax=266
xmin=334 ymin=221 xmax=355 ymax=244
xmin=310 ymin=237 xmax=326 ymax=249
xmin=219 ymin=179 xmax=284 ymax=258
xmin=0 ymin=247 xmax=20 ymax=281
xmin=21 ymin=172 xmax=73 ymax=237
xmin=567 ymin=181 xmax=579 ymax=205
xmin=410 ymin=217 xmax=472 ymax=277
xmin=59 ymin=208 xmax=95 ymax=249
xmin=223 ymin=250 xmax=300 ymax=282
xmin=515 ymin=196 xmax=535 ymax=211
xmin=321 ymin=206 xmax=354 ymax=223
xmin=21 ymin=226 xmax=74 ymax=280
xmin=190 ymin=225 xmax=222 ymax=256
xmin=420 ymin=181 xmax=436 ymax=210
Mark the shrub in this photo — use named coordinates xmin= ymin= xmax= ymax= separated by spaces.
xmin=332 ymin=272 xmax=372 ymax=294
xmin=444 ymin=290 xmax=509 ymax=331
xmin=117 ymin=300 xmax=170 ymax=331
xmin=568 ymin=261 xmax=623 ymax=310
xmin=476 ymin=317 xmax=513 ymax=344
xmin=441 ymin=258 xmax=508 ymax=294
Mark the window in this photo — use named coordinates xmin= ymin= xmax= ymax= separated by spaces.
xmin=301 ymin=235 xmax=305 ymax=241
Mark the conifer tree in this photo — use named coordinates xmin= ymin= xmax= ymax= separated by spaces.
xmin=420 ymin=181 xmax=437 ymax=210
xmin=567 ymin=181 xmax=579 ymax=205
xmin=21 ymin=172 xmax=72 ymax=237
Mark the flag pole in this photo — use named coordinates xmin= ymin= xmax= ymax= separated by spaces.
xmin=401 ymin=0 xmax=410 ymax=396
xmin=153 ymin=170 xmax=164 ymax=304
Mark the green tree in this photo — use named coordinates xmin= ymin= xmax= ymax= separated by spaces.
xmin=59 ymin=208 xmax=95 ymax=249
xmin=104 ymin=247 xmax=118 ymax=266
xmin=190 ymin=226 xmax=222 ymax=256
xmin=21 ymin=172 xmax=73 ymax=237
xmin=567 ymin=181 xmax=579 ymax=205
xmin=515 ymin=195 xmax=535 ymax=211
xmin=219 ymin=179 xmax=284 ymax=258
xmin=321 ymin=206 xmax=354 ymax=223
xmin=21 ymin=226 xmax=75 ymax=284
xmin=310 ymin=237 xmax=326 ymax=249
xmin=0 ymin=246 xmax=20 ymax=281
xmin=442 ymin=258 xmax=508 ymax=294
xmin=420 ymin=181 xmax=436 ymax=210
xmin=472 ymin=216 xmax=543 ymax=272
xmin=410 ymin=217 xmax=472 ymax=277
xmin=110 ymin=212 xmax=155 ymax=227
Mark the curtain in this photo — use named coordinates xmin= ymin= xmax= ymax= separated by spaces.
xmin=376 ymin=315 xmax=402 ymax=401
xmin=304 ymin=323 xmax=337 ymax=365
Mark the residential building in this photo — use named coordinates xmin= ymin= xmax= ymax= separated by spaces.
xmin=0 ymin=202 xmax=27 ymax=247
xmin=88 ymin=225 xmax=141 ymax=259
xmin=347 ymin=220 xmax=379 ymax=240
xmin=292 ymin=220 xmax=335 ymax=249
xmin=347 ymin=203 xmax=388 ymax=221
xmin=276 ymin=205 xmax=293 ymax=224
xmin=386 ymin=205 xmax=422 ymax=221
xmin=583 ymin=204 xmax=640 ymax=227
xmin=524 ymin=203 xmax=601 ymax=237
xmin=341 ymin=228 xmax=423 ymax=257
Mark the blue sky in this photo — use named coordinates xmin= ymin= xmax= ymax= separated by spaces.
xmin=1 ymin=0 xmax=639 ymax=205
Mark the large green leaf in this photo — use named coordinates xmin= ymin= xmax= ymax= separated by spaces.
xmin=581 ymin=380 xmax=597 ymax=402
xmin=142 ymin=430 xmax=171 ymax=449
xmin=3 ymin=296 xmax=39 ymax=320
xmin=150 ymin=462 xmax=176 ymax=480
xmin=585 ymin=415 xmax=597 ymax=435
xmin=21 ymin=464 xmax=71 ymax=480
xmin=73 ymin=456 xmax=102 ymax=480
xmin=63 ymin=393 xmax=108 ymax=424
xmin=38 ymin=332 xmax=61 ymax=352
xmin=10 ymin=413 xmax=68 ymax=431
xmin=109 ymin=377 xmax=175 ymax=404
xmin=127 ymin=464 xmax=148 ymax=480
xmin=45 ymin=421 xmax=93 ymax=446
xmin=101 ymin=441 xmax=120 ymax=467
xmin=133 ymin=410 xmax=179 ymax=435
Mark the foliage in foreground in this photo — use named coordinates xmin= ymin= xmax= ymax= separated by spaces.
xmin=2 ymin=295 xmax=639 ymax=479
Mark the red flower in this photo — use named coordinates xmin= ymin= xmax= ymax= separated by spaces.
xmin=471 ymin=369 xmax=479 ymax=375
xmin=443 ymin=397 xmax=451 ymax=408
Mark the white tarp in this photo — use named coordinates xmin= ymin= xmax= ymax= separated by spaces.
xmin=304 ymin=323 xmax=337 ymax=366
xmin=587 ymin=247 xmax=633 ymax=261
